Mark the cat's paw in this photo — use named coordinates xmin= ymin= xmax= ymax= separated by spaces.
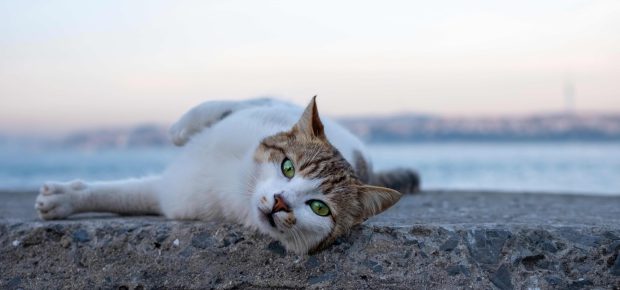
xmin=169 ymin=122 xmax=194 ymax=146
xmin=35 ymin=180 xmax=86 ymax=220
xmin=169 ymin=101 xmax=237 ymax=146
xmin=169 ymin=112 xmax=223 ymax=146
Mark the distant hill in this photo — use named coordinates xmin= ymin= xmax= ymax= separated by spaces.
xmin=60 ymin=125 xmax=169 ymax=150
xmin=341 ymin=112 xmax=620 ymax=142
xmin=57 ymin=125 xmax=170 ymax=150
xmin=0 ymin=125 xmax=170 ymax=151
xmin=1 ymin=113 xmax=619 ymax=150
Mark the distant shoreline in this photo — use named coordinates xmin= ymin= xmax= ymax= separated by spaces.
xmin=2 ymin=111 xmax=620 ymax=149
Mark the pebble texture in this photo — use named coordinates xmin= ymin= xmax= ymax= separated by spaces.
xmin=1 ymin=191 xmax=620 ymax=289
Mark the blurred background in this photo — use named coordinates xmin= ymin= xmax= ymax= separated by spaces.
xmin=1 ymin=0 xmax=618 ymax=194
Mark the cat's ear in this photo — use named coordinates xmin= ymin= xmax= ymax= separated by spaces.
xmin=293 ymin=96 xmax=326 ymax=140
xmin=357 ymin=185 xmax=402 ymax=220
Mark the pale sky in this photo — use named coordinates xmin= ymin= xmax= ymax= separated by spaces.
xmin=1 ymin=0 xmax=619 ymax=134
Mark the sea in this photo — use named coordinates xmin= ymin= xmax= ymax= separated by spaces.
xmin=1 ymin=142 xmax=619 ymax=195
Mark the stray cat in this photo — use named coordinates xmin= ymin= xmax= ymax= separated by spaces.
xmin=35 ymin=97 xmax=419 ymax=254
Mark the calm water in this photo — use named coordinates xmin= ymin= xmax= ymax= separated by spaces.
xmin=369 ymin=142 xmax=620 ymax=195
xmin=1 ymin=142 xmax=619 ymax=195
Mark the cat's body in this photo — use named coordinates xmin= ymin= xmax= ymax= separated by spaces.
xmin=160 ymin=98 xmax=368 ymax=223
xmin=35 ymin=98 xmax=419 ymax=254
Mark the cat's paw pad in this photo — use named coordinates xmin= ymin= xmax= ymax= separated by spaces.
xmin=35 ymin=180 xmax=86 ymax=220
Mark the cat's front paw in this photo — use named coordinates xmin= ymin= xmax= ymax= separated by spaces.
xmin=169 ymin=101 xmax=238 ymax=146
xmin=169 ymin=122 xmax=193 ymax=146
xmin=35 ymin=180 xmax=86 ymax=220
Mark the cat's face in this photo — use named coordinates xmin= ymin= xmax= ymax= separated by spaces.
xmin=249 ymin=97 xmax=401 ymax=254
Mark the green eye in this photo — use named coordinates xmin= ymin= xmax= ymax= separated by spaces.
xmin=309 ymin=200 xmax=330 ymax=216
xmin=281 ymin=158 xmax=295 ymax=178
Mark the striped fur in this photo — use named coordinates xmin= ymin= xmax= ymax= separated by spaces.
xmin=253 ymin=98 xmax=402 ymax=252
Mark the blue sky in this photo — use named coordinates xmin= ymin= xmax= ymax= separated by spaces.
xmin=1 ymin=0 xmax=619 ymax=134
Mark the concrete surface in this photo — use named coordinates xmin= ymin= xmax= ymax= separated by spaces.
xmin=1 ymin=191 xmax=620 ymax=289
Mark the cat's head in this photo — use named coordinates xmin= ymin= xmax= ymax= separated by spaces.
xmin=249 ymin=97 xmax=401 ymax=254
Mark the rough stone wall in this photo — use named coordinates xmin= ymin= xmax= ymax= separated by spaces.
xmin=2 ymin=219 xmax=619 ymax=289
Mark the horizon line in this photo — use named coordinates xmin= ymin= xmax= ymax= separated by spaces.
xmin=2 ymin=108 xmax=620 ymax=138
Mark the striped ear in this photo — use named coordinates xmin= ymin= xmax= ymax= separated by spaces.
xmin=294 ymin=96 xmax=326 ymax=140
xmin=358 ymin=185 xmax=402 ymax=219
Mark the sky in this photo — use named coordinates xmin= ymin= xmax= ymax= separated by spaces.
xmin=1 ymin=0 xmax=619 ymax=134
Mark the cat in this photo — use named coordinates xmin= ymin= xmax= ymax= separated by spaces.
xmin=34 ymin=97 xmax=419 ymax=254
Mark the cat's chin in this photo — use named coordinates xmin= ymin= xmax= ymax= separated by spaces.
xmin=253 ymin=211 xmax=310 ymax=254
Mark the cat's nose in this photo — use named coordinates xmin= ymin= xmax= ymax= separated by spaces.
xmin=272 ymin=193 xmax=290 ymax=213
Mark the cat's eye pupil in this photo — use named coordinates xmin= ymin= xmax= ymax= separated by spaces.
xmin=309 ymin=200 xmax=330 ymax=216
xmin=281 ymin=158 xmax=295 ymax=178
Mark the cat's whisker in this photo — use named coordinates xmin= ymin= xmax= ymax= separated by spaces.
xmin=290 ymin=226 xmax=310 ymax=254
xmin=289 ymin=227 xmax=301 ymax=253
xmin=309 ymin=148 xmax=322 ymax=163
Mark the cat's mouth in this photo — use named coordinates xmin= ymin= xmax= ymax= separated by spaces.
xmin=261 ymin=193 xmax=291 ymax=229
xmin=264 ymin=209 xmax=290 ymax=229
xmin=257 ymin=207 xmax=278 ymax=229
xmin=257 ymin=193 xmax=293 ymax=231
xmin=266 ymin=212 xmax=276 ymax=228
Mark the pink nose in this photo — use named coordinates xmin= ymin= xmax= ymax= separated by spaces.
xmin=272 ymin=193 xmax=290 ymax=213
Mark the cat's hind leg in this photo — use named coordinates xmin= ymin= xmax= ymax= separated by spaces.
xmin=35 ymin=176 xmax=161 ymax=220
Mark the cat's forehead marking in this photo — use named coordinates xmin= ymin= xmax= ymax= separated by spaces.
xmin=259 ymin=141 xmax=286 ymax=155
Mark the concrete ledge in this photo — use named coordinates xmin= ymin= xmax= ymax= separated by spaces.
xmin=2 ymin=191 xmax=620 ymax=289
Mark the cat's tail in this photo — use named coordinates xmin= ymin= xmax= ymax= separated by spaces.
xmin=371 ymin=168 xmax=421 ymax=194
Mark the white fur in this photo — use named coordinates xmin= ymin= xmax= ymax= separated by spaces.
xmin=35 ymin=98 xmax=371 ymax=254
